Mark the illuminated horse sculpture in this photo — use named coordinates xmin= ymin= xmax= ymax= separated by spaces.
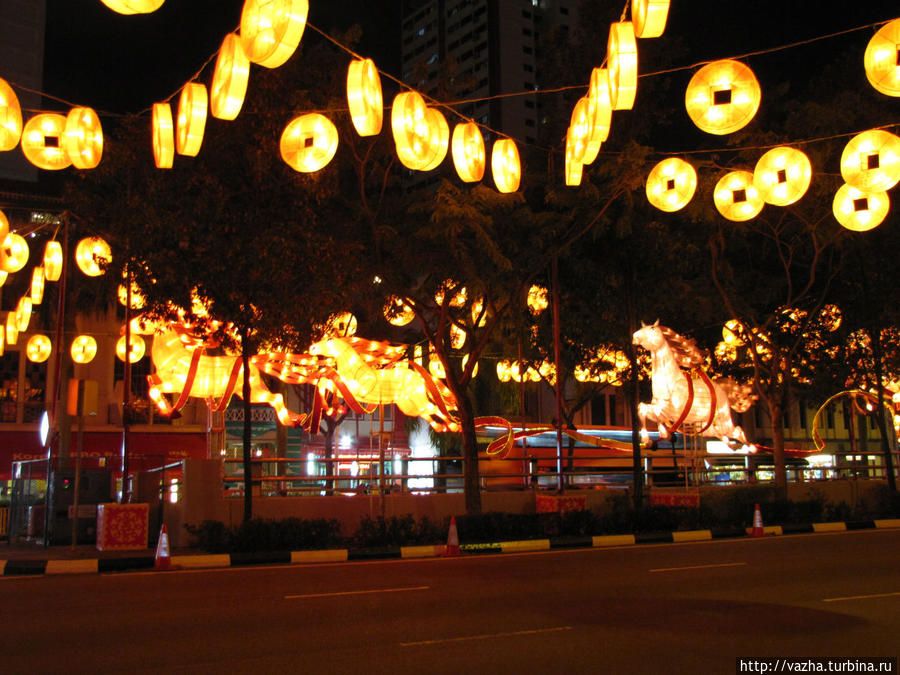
xmin=633 ymin=322 xmax=749 ymax=446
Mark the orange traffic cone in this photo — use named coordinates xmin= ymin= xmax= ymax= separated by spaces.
xmin=751 ymin=503 xmax=765 ymax=538
xmin=444 ymin=516 xmax=460 ymax=557
xmin=155 ymin=524 xmax=172 ymax=570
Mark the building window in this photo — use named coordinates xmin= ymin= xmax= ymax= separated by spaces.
xmin=525 ymin=118 xmax=535 ymax=127
xmin=523 ymin=46 xmax=533 ymax=55
xmin=523 ymin=63 xmax=533 ymax=72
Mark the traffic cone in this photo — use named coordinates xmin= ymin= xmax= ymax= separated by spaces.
xmin=155 ymin=524 xmax=172 ymax=570
xmin=444 ymin=516 xmax=460 ymax=557
xmin=751 ymin=503 xmax=765 ymax=538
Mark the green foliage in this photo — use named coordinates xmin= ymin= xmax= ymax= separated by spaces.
xmin=184 ymin=517 xmax=342 ymax=553
xmin=352 ymin=515 xmax=445 ymax=548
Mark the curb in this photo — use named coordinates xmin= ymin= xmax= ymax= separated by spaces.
xmin=3 ymin=518 xmax=899 ymax=577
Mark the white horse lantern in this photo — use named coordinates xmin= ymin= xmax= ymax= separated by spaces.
xmin=633 ymin=322 xmax=749 ymax=446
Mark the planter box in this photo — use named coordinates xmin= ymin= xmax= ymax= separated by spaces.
xmin=96 ymin=503 xmax=149 ymax=551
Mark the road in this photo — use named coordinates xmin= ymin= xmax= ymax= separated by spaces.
xmin=2 ymin=530 xmax=898 ymax=674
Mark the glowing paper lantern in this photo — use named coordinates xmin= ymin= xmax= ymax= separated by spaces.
xmin=0 ymin=332 xmax=3 ymax=356
xmin=864 ymin=18 xmax=900 ymax=97
xmin=15 ymin=296 xmax=32 ymax=332
xmin=1 ymin=233 xmax=29 ymax=273
xmin=840 ymin=129 xmax=900 ymax=192
xmin=391 ymin=91 xmax=432 ymax=170
xmin=71 ymin=335 xmax=98 ymax=364
xmin=75 ymin=237 xmax=112 ymax=276
xmin=471 ymin=298 xmax=487 ymax=327
xmin=152 ymin=103 xmax=174 ymax=169
xmin=211 ymin=33 xmax=250 ymax=121
xmin=527 ymin=285 xmax=549 ymax=315
xmin=63 ymin=107 xmax=103 ymax=169
xmin=568 ymin=97 xmax=593 ymax=165
xmin=584 ymin=68 xmax=612 ymax=164
xmin=564 ymin=126 xmax=583 ymax=187
xmin=607 ymin=22 xmax=638 ymax=111
xmin=451 ymin=122 xmax=486 ymax=182
xmin=116 ymin=334 xmax=146 ymax=363
xmin=347 ymin=58 xmax=383 ymax=137
xmin=5 ymin=312 xmax=17 ymax=345
xmin=0 ymin=208 xmax=7 ymax=242
xmin=645 ymin=157 xmax=697 ymax=212
xmin=43 ymin=241 xmax=63 ymax=281
xmin=632 ymin=0 xmax=670 ymax=38
xmin=0 ymin=77 xmax=23 ymax=151
xmin=21 ymin=113 xmax=71 ymax=170
xmin=0 ymin=270 xmax=6 ymax=287
xmin=384 ymin=296 xmax=415 ymax=326
xmin=435 ymin=281 xmax=467 ymax=308
xmin=99 ymin=0 xmax=165 ymax=14
xmin=326 ymin=312 xmax=357 ymax=337
xmin=419 ymin=108 xmax=449 ymax=171
xmin=118 ymin=280 xmax=146 ymax=309
xmin=753 ymin=146 xmax=812 ymax=206
xmin=833 ymin=184 xmax=890 ymax=232
xmin=30 ymin=266 xmax=44 ymax=304
xmin=240 ymin=0 xmax=308 ymax=69
xmin=685 ymin=60 xmax=761 ymax=135
xmin=491 ymin=138 xmax=521 ymax=193
xmin=280 ymin=113 xmax=339 ymax=173
xmin=26 ymin=334 xmax=51 ymax=363
xmin=450 ymin=324 xmax=466 ymax=349
xmin=714 ymin=170 xmax=764 ymax=222
xmin=175 ymin=82 xmax=208 ymax=157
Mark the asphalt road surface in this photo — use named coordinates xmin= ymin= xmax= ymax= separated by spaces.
xmin=2 ymin=529 xmax=898 ymax=674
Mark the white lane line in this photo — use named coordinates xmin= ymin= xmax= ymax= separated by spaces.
xmin=284 ymin=585 xmax=429 ymax=600
xmin=649 ymin=562 xmax=747 ymax=573
xmin=822 ymin=591 xmax=900 ymax=603
xmin=401 ymin=626 xmax=572 ymax=647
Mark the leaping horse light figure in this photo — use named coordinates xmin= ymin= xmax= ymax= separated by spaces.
xmin=633 ymin=322 xmax=749 ymax=446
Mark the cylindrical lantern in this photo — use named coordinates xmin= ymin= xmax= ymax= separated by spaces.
xmin=451 ymin=122 xmax=486 ymax=182
xmin=864 ymin=18 xmax=900 ymax=97
xmin=565 ymin=125 xmax=583 ymax=187
xmin=491 ymin=138 xmax=521 ymax=193
xmin=15 ymin=296 xmax=32 ymax=332
xmin=0 ymin=208 xmax=7 ymax=243
xmin=714 ymin=170 xmax=764 ymax=221
xmin=840 ymin=129 xmax=900 ymax=192
xmin=99 ymin=0 xmax=165 ymax=14
xmin=833 ymin=184 xmax=890 ymax=232
xmin=43 ymin=240 xmax=63 ymax=281
xmin=63 ymin=106 xmax=103 ymax=169
xmin=568 ymin=97 xmax=593 ymax=165
xmin=685 ymin=60 xmax=761 ymax=135
xmin=0 ymin=77 xmax=23 ymax=152
xmin=175 ymin=82 xmax=207 ymax=157
xmin=632 ymin=0 xmax=670 ymax=38
xmin=21 ymin=113 xmax=71 ymax=170
xmin=75 ymin=237 xmax=112 ymax=276
xmin=280 ymin=113 xmax=339 ymax=173
xmin=152 ymin=102 xmax=174 ymax=169
xmin=419 ymin=107 xmax=449 ymax=171
xmin=240 ymin=0 xmax=309 ymax=69
xmin=584 ymin=68 xmax=612 ymax=164
xmin=26 ymin=334 xmax=51 ymax=363
xmin=1 ymin=232 xmax=29 ymax=274
xmin=211 ymin=33 xmax=250 ymax=121
xmin=607 ymin=22 xmax=638 ymax=111
xmin=391 ymin=92 xmax=445 ymax=171
xmin=347 ymin=58 xmax=383 ymax=137
xmin=645 ymin=157 xmax=697 ymax=212
xmin=527 ymin=285 xmax=549 ymax=315
xmin=753 ymin=146 xmax=812 ymax=206
xmin=384 ymin=296 xmax=414 ymax=326
xmin=5 ymin=312 xmax=17 ymax=346
xmin=30 ymin=266 xmax=44 ymax=304
xmin=71 ymin=335 xmax=98 ymax=364
xmin=116 ymin=334 xmax=146 ymax=363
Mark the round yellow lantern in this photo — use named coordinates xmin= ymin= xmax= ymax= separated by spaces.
xmin=326 ymin=312 xmax=357 ymax=337
xmin=26 ymin=334 xmax=51 ymax=363
xmin=527 ymin=285 xmax=549 ymax=315
xmin=64 ymin=106 xmax=103 ymax=169
xmin=607 ymin=22 xmax=638 ymax=111
xmin=435 ymin=280 xmax=467 ymax=308
xmin=240 ymin=0 xmax=309 ymax=69
xmin=840 ymin=129 xmax=900 ymax=192
xmin=753 ymin=146 xmax=812 ymax=206
xmin=451 ymin=122 xmax=486 ymax=182
xmin=5 ymin=312 xmax=17 ymax=346
xmin=99 ymin=0 xmax=165 ymax=14
xmin=864 ymin=18 xmax=900 ymax=97
xmin=685 ymin=60 xmax=761 ymax=135
xmin=384 ymin=296 xmax=415 ymax=326
xmin=176 ymin=82 xmax=207 ymax=157
xmin=1 ymin=232 xmax=29 ymax=273
xmin=30 ymin=266 xmax=44 ymax=304
xmin=152 ymin=102 xmax=174 ymax=169
xmin=645 ymin=157 xmax=697 ymax=212
xmin=15 ymin=296 xmax=32 ymax=332
xmin=347 ymin=58 xmax=383 ymax=137
xmin=565 ymin=125 xmax=584 ymax=187
xmin=714 ymin=170 xmax=764 ymax=221
xmin=75 ymin=237 xmax=112 ymax=276
xmin=116 ymin=334 xmax=146 ymax=363
xmin=632 ymin=0 xmax=670 ymax=38
xmin=211 ymin=33 xmax=250 ymax=121
xmin=0 ymin=77 xmax=23 ymax=151
xmin=71 ymin=335 xmax=98 ymax=364
xmin=491 ymin=138 xmax=521 ymax=193
xmin=584 ymin=68 xmax=612 ymax=164
xmin=21 ymin=113 xmax=71 ymax=170
xmin=832 ymin=183 xmax=890 ymax=232
xmin=280 ymin=113 xmax=339 ymax=173
xmin=43 ymin=240 xmax=63 ymax=281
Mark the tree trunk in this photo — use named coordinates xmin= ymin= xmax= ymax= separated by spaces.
xmin=869 ymin=327 xmax=897 ymax=492
xmin=241 ymin=348 xmax=253 ymax=524
xmin=768 ymin=399 xmax=788 ymax=493
xmin=458 ymin=394 xmax=482 ymax=515
xmin=323 ymin=418 xmax=336 ymax=495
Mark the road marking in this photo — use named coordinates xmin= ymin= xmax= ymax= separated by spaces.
xmin=822 ymin=591 xmax=900 ymax=603
xmin=284 ymin=585 xmax=429 ymax=600
xmin=649 ymin=562 xmax=747 ymax=573
xmin=401 ymin=626 xmax=572 ymax=647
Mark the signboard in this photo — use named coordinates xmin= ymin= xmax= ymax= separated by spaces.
xmin=649 ymin=491 xmax=701 ymax=508
xmin=536 ymin=494 xmax=587 ymax=513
